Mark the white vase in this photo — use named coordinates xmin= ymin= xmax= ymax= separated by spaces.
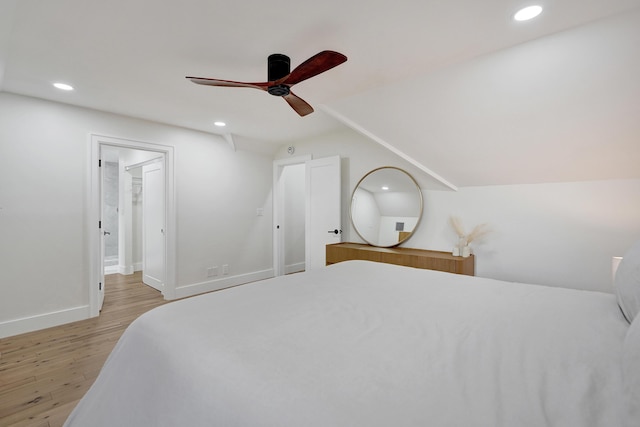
xmin=461 ymin=246 xmax=471 ymax=258
xmin=455 ymin=237 xmax=468 ymax=257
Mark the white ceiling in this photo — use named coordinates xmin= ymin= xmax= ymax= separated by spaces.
xmin=1 ymin=0 xmax=639 ymax=188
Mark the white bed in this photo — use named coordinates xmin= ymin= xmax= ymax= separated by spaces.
xmin=64 ymin=257 xmax=640 ymax=427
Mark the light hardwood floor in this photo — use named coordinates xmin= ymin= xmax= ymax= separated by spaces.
xmin=0 ymin=272 xmax=168 ymax=427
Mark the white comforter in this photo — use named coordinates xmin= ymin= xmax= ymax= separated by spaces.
xmin=64 ymin=261 xmax=629 ymax=427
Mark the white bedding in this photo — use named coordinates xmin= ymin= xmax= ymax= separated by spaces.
xmin=64 ymin=260 xmax=629 ymax=427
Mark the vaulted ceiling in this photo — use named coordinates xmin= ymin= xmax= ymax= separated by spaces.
xmin=1 ymin=0 xmax=639 ymax=189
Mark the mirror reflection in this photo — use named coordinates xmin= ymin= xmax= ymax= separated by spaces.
xmin=350 ymin=167 xmax=423 ymax=247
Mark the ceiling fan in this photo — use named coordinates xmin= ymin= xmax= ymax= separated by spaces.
xmin=186 ymin=50 xmax=347 ymax=117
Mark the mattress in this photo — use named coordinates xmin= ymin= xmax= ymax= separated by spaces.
xmin=64 ymin=260 xmax=629 ymax=426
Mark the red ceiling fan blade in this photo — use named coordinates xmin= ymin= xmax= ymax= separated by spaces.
xmin=186 ymin=77 xmax=269 ymax=91
xmin=283 ymin=92 xmax=314 ymax=117
xmin=278 ymin=50 xmax=347 ymax=86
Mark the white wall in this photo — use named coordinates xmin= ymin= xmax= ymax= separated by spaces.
xmin=0 ymin=92 xmax=273 ymax=337
xmin=416 ymin=181 xmax=640 ymax=292
xmin=329 ymin=9 xmax=640 ymax=187
xmin=276 ymin=127 xmax=640 ymax=293
xmin=2 ymin=91 xmax=637 ymax=338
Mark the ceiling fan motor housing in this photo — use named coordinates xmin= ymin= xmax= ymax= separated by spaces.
xmin=268 ymin=54 xmax=291 ymax=80
xmin=267 ymin=54 xmax=291 ymax=96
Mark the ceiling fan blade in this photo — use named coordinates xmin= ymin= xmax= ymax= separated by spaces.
xmin=278 ymin=50 xmax=347 ymax=86
xmin=186 ymin=77 xmax=269 ymax=91
xmin=283 ymin=92 xmax=314 ymax=116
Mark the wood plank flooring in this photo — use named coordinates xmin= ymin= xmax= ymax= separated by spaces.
xmin=0 ymin=272 xmax=169 ymax=427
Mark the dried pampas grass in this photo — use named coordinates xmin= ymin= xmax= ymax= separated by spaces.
xmin=449 ymin=216 xmax=490 ymax=244
xmin=449 ymin=216 xmax=466 ymax=238
xmin=467 ymin=223 xmax=491 ymax=244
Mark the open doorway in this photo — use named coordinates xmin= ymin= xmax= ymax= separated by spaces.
xmin=101 ymin=147 xmax=164 ymax=283
xmin=273 ymin=155 xmax=342 ymax=276
xmin=101 ymin=156 xmax=120 ymax=275
xmin=89 ymin=135 xmax=176 ymax=317
xmin=280 ymin=163 xmax=306 ymax=274
xmin=273 ymin=156 xmax=310 ymax=276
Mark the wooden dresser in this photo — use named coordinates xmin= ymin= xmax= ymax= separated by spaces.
xmin=326 ymin=242 xmax=474 ymax=276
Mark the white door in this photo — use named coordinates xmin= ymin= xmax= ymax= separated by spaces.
xmin=305 ymin=156 xmax=341 ymax=270
xmin=142 ymin=161 xmax=165 ymax=291
xmin=97 ymin=154 xmax=106 ymax=311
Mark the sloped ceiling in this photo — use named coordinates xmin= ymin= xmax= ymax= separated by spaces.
xmin=329 ymin=9 xmax=640 ymax=187
xmin=1 ymin=0 xmax=639 ymax=188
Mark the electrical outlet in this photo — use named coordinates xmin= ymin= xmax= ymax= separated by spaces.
xmin=207 ymin=266 xmax=219 ymax=277
xmin=222 ymin=264 xmax=229 ymax=275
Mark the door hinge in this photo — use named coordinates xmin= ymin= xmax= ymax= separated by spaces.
xmin=99 ymin=282 xmax=102 ymax=291
xmin=98 ymin=159 xmax=102 ymax=167
xmin=98 ymin=220 xmax=102 ymax=228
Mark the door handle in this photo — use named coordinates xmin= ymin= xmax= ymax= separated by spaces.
xmin=327 ymin=229 xmax=342 ymax=234
xmin=103 ymin=231 xmax=111 ymax=236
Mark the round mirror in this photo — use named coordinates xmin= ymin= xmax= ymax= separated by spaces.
xmin=350 ymin=167 xmax=423 ymax=247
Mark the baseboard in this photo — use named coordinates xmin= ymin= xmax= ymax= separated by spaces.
xmin=0 ymin=305 xmax=91 ymax=339
xmin=119 ymin=265 xmax=134 ymax=275
xmin=1 ymin=269 xmax=275 ymax=338
xmin=174 ymin=268 xmax=274 ymax=300
xmin=104 ymin=265 xmax=119 ymax=275
xmin=285 ymin=262 xmax=305 ymax=275
xmin=104 ymin=264 xmax=136 ymax=275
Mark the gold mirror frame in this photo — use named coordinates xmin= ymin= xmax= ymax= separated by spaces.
xmin=350 ymin=167 xmax=424 ymax=247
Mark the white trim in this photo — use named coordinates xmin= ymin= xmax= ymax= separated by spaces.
xmin=285 ymin=262 xmax=306 ymax=275
xmin=124 ymin=156 xmax=163 ymax=171
xmin=120 ymin=264 xmax=135 ymax=275
xmin=273 ymin=155 xmax=312 ymax=277
xmin=174 ymin=269 xmax=274 ymax=300
xmin=104 ymin=264 xmax=134 ymax=275
xmin=105 ymin=265 xmax=119 ymax=275
xmin=319 ymin=105 xmax=458 ymax=191
xmin=0 ymin=306 xmax=90 ymax=339
xmin=88 ymin=134 xmax=177 ymax=319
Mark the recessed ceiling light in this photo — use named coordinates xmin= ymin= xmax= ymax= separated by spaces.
xmin=53 ymin=82 xmax=74 ymax=91
xmin=381 ymin=186 xmax=389 ymax=191
xmin=514 ymin=5 xmax=542 ymax=21
xmin=214 ymin=121 xmax=226 ymax=127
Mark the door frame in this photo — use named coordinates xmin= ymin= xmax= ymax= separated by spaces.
xmin=88 ymin=134 xmax=176 ymax=317
xmin=272 ymin=155 xmax=311 ymax=277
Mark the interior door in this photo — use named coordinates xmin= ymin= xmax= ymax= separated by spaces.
xmin=305 ymin=156 xmax=341 ymax=270
xmin=142 ymin=161 xmax=165 ymax=291
xmin=97 ymin=152 xmax=106 ymax=311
